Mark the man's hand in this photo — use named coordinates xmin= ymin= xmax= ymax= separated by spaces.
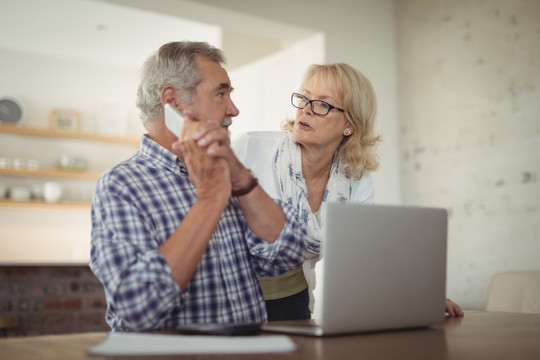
xmin=173 ymin=119 xmax=251 ymax=193
xmin=173 ymin=118 xmax=286 ymax=244
xmin=178 ymin=119 xmax=231 ymax=204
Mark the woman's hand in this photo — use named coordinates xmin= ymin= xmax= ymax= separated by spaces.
xmin=445 ymin=298 xmax=464 ymax=317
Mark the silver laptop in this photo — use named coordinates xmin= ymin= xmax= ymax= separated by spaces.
xmin=263 ymin=203 xmax=448 ymax=336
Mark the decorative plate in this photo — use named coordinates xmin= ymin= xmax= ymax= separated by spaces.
xmin=0 ymin=96 xmax=26 ymax=126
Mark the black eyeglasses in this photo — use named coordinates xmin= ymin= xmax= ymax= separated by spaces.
xmin=291 ymin=93 xmax=344 ymax=116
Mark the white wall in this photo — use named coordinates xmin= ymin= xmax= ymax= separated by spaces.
xmin=396 ymin=0 xmax=540 ymax=309
xmin=0 ymin=48 xmax=141 ymax=136
xmin=228 ymin=33 xmax=325 ymax=139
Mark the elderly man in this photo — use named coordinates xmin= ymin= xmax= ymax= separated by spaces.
xmin=90 ymin=41 xmax=306 ymax=331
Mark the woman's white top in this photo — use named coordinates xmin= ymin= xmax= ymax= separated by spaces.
xmin=232 ymin=131 xmax=374 ymax=311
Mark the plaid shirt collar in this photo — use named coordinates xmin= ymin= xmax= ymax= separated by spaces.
xmin=140 ymin=134 xmax=185 ymax=174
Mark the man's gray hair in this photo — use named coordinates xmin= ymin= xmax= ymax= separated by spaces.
xmin=136 ymin=41 xmax=225 ymax=126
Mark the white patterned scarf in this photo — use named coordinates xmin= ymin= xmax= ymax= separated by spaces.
xmin=273 ymin=132 xmax=353 ymax=255
xmin=273 ymin=132 xmax=353 ymax=311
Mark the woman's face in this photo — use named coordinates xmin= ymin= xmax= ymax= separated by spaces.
xmin=293 ymin=74 xmax=353 ymax=153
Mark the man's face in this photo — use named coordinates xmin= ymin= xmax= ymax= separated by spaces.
xmin=183 ymin=56 xmax=239 ymax=127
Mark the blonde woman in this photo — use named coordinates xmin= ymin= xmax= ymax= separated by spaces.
xmin=233 ymin=63 xmax=464 ymax=320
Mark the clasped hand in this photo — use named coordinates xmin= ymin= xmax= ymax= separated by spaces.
xmin=171 ymin=115 xmax=248 ymax=202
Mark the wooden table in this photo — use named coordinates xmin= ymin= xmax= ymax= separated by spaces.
xmin=1 ymin=311 xmax=539 ymax=359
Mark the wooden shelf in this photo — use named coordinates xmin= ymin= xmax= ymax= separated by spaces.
xmin=0 ymin=168 xmax=100 ymax=180
xmin=0 ymin=123 xmax=129 ymax=211
xmin=0 ymin=199 xmax=90 ymax=209
xmin=0 ymin=123 xmax=139 ymax=145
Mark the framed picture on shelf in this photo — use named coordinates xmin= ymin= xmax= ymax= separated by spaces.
xmin=50 ymin=109 xmax=80 ymax=132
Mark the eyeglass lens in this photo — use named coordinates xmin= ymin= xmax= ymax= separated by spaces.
xmin=291 ymin=93 xmax=332 ymax=116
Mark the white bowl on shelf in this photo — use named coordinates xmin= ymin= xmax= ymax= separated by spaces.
xmin=43 ymin=182 xmax=63 ymax=203
xmin=9 ymin=186 xmax=31 ymax=201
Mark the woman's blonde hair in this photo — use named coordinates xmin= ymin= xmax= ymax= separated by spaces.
xmin=282 ymin=63 xmax=381 ymax=179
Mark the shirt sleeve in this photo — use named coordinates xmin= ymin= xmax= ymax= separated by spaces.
xmin=232 ymin=133 xmax=307 ymax=276
xmin=242 ymin=198 xmax=307 ymax=277
xmin=90 ymin=173 xmax=184 ymax=331
xmin=350 ymin=172 xmax=375 ymax=204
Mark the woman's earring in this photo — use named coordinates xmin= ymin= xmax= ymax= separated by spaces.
xmin=344 ymin=130 xmax=351 ymax=136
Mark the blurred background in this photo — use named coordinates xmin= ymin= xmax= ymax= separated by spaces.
xmin=0 ymin=0 xmax=538 ymax=315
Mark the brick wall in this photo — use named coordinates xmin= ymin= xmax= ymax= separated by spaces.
xmin=0 ymin=265 xmax=108 ymax=337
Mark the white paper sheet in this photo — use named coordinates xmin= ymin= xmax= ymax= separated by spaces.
xmin=88 ymin=332 xmax=296 ymax=355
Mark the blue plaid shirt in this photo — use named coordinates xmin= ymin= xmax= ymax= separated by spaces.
xmin=90 ymin=135 xmax=307 ymax=331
